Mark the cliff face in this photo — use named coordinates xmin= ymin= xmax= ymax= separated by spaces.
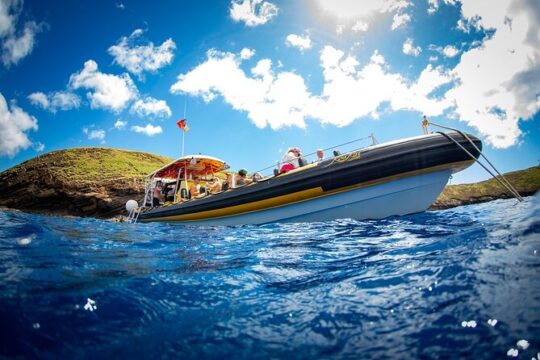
xmin=0 ymin=148 xmax=172 ymax=218
xmin=431 ymin=166 xmax=540 ymax=209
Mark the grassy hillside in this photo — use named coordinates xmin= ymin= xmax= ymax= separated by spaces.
xmin=433 ymin=166 xmax=540 ymax=209
xmin=0 ymin=147 xmax=173 ymax=217
xmin=0 ymin=147 xmax=173 ymax=187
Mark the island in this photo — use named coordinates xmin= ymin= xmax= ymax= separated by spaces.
xmin=0 ymin=147 xmax=538 ymax=218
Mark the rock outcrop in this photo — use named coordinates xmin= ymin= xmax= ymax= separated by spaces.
xmin=0 ymin=148 xmax=172 ymax=218
xmin=431 ymin=166 xmax=540 ymax=210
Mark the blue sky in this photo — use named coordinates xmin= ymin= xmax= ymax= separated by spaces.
xmin=0 ymin=0 xmax=539 ymax=184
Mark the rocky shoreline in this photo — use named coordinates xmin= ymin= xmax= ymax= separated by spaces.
xmin=0 ymin=148 xmax=538 ymax=219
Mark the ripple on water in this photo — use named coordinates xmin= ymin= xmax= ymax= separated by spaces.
xmin=0 ymin=195 xmax=539 ymax=359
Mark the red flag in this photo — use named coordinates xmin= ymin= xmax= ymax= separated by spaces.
xmin=176 ymin=119 xmax=189 ymax=132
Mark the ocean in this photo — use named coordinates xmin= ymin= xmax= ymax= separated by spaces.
xmin=0 ymin=196 xmax=539 ymax=359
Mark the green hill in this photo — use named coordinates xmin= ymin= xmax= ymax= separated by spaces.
xmin=0 ymin=148 xmax=172 ymax=217
xmin=432 ymin=166 xmax=540 ymax=209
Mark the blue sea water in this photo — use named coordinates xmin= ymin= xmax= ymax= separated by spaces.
xmin=0 ymin=197 xmax=539 ymax=359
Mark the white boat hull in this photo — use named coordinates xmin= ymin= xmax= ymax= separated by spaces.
xmin=177 ymin=169 xmax=452 ymax=226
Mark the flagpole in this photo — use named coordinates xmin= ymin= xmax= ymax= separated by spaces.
xmin=182 ymin=99 xmax=187 ymax=157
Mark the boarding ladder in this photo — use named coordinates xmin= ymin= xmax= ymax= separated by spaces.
xmin=126 ymin=207 xmax=142 ymax=223
xmin=126 ymin=185 xmax=151 ymax=224
xmin=426 ymin=121 xmax=524 ymax=202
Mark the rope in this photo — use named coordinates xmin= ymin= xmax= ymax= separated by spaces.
xmin=436 ymin=131 xmax=524 ymax=202
xmin=430 ymin=122 xmax=523 ymax=201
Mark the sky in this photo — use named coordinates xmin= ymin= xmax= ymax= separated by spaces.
xmin=0 ymin=0 xmax=539 ymax=184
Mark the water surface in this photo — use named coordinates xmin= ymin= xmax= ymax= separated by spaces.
xmin=0 ymin=197 xmax=539 ymax=359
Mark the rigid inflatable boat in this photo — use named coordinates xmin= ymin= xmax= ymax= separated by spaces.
xmin=133 ymin=131 xmax=481 ymax=225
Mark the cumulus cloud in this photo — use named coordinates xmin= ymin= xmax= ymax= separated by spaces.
xmin=28 ymin=91 xmax=80 ymax=112
xmin=131 ymin=96 xmax=172 ymax=118
xmin=230 ymin=0 xmax=278 ymax=27
xmin=443 ymin=0 xmax=540 ymax=147
xmin=312 ymin=0 xmax=411 ymax=32
xmin=172 ymin=0 xmax=540 ymax=149
xmin=171 ymin=47 xmax=452 ymax=130
xmin=114 ymin=119 xmax=127 ymax=129
xmin=108 ymin=29 xmax=176 ymax=78
xmin=312 ymin=0 xmax=410 ymax=19
xmin=240 ymin=47 xmax=255 ymax=60
xmin=427 ymin=0 xmax=457 ymax=14
xmin=285 ymin=33 xmax=312 ymax=51
xmin=391 ymin=12 xmax=411 ymax=30
xmin=0 ymin=92 xmax=38 ymax=157
xmin=131 ymin=123 xmax=162 ymax=136
xmin=352 ymin=20 xmax=369 ymax=32
xmin=442 ymin=45 xmax=460 ymax=57
xmin=83 ymin=127 xmax=105 ymax=142
xmin=69 ymin=60 xmax=138 ymax=112
xmin=403 ymin=38 xmax=422 ymax=56
xmin=0 ymin=1 xmax=43 ymax=66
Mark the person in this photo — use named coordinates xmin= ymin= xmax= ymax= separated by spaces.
xmin=251 ymin=172 xmax=263 ymax=182
xmin=222 ymin=173 xmax=233 ymax=191
xmin=236 ymin=168 xmax=252 ymax=186
xmin=315 ymin=148 xmax=324 ymax=163
xmin=164 ymin=182 xmax=175 ymax=202
xmin=422 ymin=115 xmax=429 ymax=135
xmin=189 ymin=177 xmax=202 ymax=198
xmin=207 ymin=177 xmax=222 ymax=194
xmin=280 ymin=147 xmax=303 ymax=173
xmin=152 ymin=180 xmax=164 ymax=206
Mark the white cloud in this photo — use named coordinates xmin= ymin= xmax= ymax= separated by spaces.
xmin=285 ymin=34 xmax=312 ymax=51
xmin=0 ymin=1 xmax=43 ymax=67
xmin=0 ymin=0 xmax=16 ymax=37
xmin=0 ymin=92 xmax=38 ymax=157
xmin=352 ymin=20 xmax=369 ymax=32
xmin=443 ymin=0 xmax=540 ymax=148
xmin=312 ymin=0 xmax=410 ymax=20
xmin=427 ymin=0 xmax=457 ymax=14
xmin=171 ymin=47 xmax=452 ymax=130
xmin=34 ymin=141 xmax=44 ymax=152
xmin=131 ymin=97 xmax=172 ymax=118
xmin=28 ymin=91 xmax=80 ymax=112
xmin=27 ymin=92 xmax=48 ymax=109
xmin=69 ymin=60 xmax=138 ymax=112
xmin=83 ymin=127 xmax=105 ymax=141
xmin=429 ymin=55 xmax=439 ymax=62
xmin=108 ymin=29 xmax=176 ymax=78
xmin=240 ymin=47 xmax=255 ymax=60
xmin=312 ymin=0 xmax=410 ymax=33
xmin=131 ymin=124 xmax=162 ymax=136
xmin=114 ymin=120 xmax=127 ymax=129
xmin=403 ymin=38 xmax=422 ymax=56
xmin=442 ymin=45 xmax=460 ymax=57
xmin=229 ymin=0 xmax=278 ymax=27
xmin=2 ymin=21 xmax=41 ymax=66
xmin=391 ymin=12 xmax=411 ymax=30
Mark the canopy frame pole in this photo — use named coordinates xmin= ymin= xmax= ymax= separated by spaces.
xmin=173 ymin=166 xmax=183 ymax=203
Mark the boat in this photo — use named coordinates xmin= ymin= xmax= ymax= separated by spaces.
xmin=130 ymin=131 xmax=482 ymax=225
